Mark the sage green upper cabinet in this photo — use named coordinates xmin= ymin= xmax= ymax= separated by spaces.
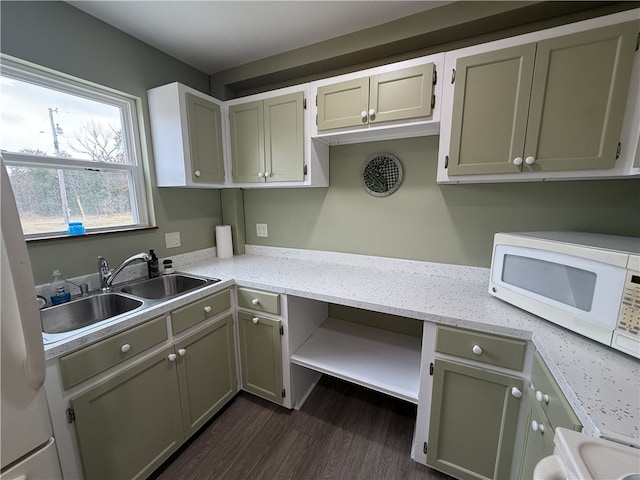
xmin=229 ymin=92 xmax=304 ymax=183
xmin=316 ymin=77 xmax=369 ymax=130
xmin=148 ymin=82 xmax=226 ymax=187
xmin=317 ymin=64 xmax=434 ymax=130
xmin=371 ymin=65 xmax=435 ymax=123
xmin=438 ymin=12 xmax=640 ymax=183
xmin=311 ymin=55 xmax=444 ymax=145
xmin=448 ymin=44 xmax=536 ymax=176
xmin=524 ymin=25 xmax=635 ymax=172
xmin=227 ymin=86 xmax=329 ymax=188
xmin=229 ymin=99 xmax=265 ymax=184
xmin=185 ymin=93 xmax=225 ymax=183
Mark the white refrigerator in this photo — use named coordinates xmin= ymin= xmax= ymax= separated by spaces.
xmin=1 ymin=160 xmax=63 ymax=479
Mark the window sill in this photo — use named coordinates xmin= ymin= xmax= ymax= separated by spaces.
xmin=26 ymin=225 xmax=158 ymax=243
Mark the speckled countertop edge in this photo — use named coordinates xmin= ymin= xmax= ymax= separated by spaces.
xmin=44 ymin=246 xmax=640 ymax=445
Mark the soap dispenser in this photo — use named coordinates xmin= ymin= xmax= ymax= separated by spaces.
xmin=49 ymin=270 xmax=71 ymax=305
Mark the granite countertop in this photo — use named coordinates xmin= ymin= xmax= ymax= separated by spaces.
xmin=44 ymin=246 xmax=640 ymax=446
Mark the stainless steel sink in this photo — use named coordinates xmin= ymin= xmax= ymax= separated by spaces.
xmin=119 ymin=274 xmax=216 ymax=299
xmin=41 ymin=293 xmax=143 ymax=334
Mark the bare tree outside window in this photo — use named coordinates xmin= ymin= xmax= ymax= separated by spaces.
xmin=70 ymin=121 xmax=125 ymax=164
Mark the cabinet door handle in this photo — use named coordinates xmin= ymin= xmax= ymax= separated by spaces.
xmin=472 ymin=344 xmax=483 ymax=355
xmin=252 ymin=317 xmax=259 ymax=324
xmin=168 ymin=353 xmax=177 ymax=362
xmin=265 ymin=171 xmax=271 ymax=178
xmin=525 ymin=156 xmax=536 ymax=165
xmin=511 ymin=386 xmax=523 ymax=399
xmin=258 ymin=171 xmax=265 ymax=178
xmin=120 ymin=343 xmax=131 ymax=353
xmin=368 ymin=108 xmax=376 ymax=119
xmin=194 ymin=170 xmax=201 ymax=177
xmin=178 ymin=348 xmax=187 ymax=357
xmin=535 ymin=390 xmax=550 ymax=404
xmin=513 ymin=157 xmax=523 ymax=166
xmin=204 ymin=305 xmax=212 ymax=313
xmin=531 ymin=420 xmax=545 ymax=433
xmin=361 ymin=110 xmax=368 ymax=120
xmin=251 ymin=298 xmax=260 ymax=305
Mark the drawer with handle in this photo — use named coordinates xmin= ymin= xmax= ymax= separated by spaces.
xmin=171 ymin=288 xmax=231 ymax=335
xmin=59 ymin=316 xmax=167 ymax=389
xmin=237 ymin=287 xmax=280 ymax=315
xmin=436 ymin=325 xmax=527 ymax=371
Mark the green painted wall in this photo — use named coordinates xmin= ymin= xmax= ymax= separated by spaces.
xmin=2 ymin=1 xmax=639 ymax=282
xmin=0 ymin=1 xmax=222 ymax=283
xmin=243 ymin=137 xmax=640 ymax=267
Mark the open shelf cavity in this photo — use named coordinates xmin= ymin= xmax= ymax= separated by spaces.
xmin=290 ymin=317 xmax=422 ymax=403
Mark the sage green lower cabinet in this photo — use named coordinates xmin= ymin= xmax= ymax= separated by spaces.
xmin=238 ymin=311 xmax=284 ymax=405
xmin=70 ymin=314 xmax=237 ymax=480
xmin=515 ymin=353 xmax=582 ymax=479
xmin=175 ymin=315 xmax=237 ymax=437
xmin=517 ymin=389 xmax=556 ymax=480
xmin=71 ymin=346 xmax=184 ymax=480
xmin=426 ymin=359 xmax=524 ymax=480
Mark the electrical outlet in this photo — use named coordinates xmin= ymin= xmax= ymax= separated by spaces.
xmin=165 ymin=231 xmax=181 ymax=248
xmin=256 ymin=223 xmax=268 ymax=238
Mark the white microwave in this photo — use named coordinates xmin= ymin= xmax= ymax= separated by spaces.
xmin=489 ymin=232 xmax=640 ymax=359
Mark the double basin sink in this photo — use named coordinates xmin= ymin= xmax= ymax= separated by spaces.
xmin=41 ymin=274 xmax=220 ymax=336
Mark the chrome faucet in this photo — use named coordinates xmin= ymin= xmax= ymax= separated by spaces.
xmin=98 ymin=252 xmax=151 ymax=292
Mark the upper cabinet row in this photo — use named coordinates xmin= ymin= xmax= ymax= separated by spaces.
xmin=147 ymin=53 xmax=442 ymax=189
xmin=437 ymin=13 xmax=640 ymax=183
xmin=148 ymin=9 xmax=639 ymax=188
xmin=148 ymin=83 xmax=329 ymax=189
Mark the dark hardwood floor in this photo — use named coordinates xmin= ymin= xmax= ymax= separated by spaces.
xmin=151 ymin=375 xmax=452 ymax=480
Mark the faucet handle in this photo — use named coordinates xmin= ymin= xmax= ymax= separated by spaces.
xmin=98 ymin=256 xmax=108 ymax=268
xmin=98 ymin=256 xmax=111 ymax=291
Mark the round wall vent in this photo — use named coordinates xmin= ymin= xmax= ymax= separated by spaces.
xmin=361 ymin=153 xmax=403 ymax=197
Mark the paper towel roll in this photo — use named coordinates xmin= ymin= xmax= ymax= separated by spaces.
xmin=215 ymin=225 xmax=233 ymax=259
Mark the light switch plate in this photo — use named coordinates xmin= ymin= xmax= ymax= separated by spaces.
xmin=165 ymin=231 xmax=181 ymax=248
xmin=256 ymin=223 xmax=268 ymax=238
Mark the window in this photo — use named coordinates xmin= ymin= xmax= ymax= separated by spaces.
xmin=0 ymin=56 xmax=152 ymax=238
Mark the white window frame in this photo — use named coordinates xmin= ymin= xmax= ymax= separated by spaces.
xmin=0 ymin=55 xmax=153 ymax=239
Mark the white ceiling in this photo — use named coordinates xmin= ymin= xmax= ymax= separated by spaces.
xmin=68 ymin=1 xmax=450 ymax=75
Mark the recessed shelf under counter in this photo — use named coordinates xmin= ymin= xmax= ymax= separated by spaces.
xmin=290 ymin=317 xmax=422 ymax=403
